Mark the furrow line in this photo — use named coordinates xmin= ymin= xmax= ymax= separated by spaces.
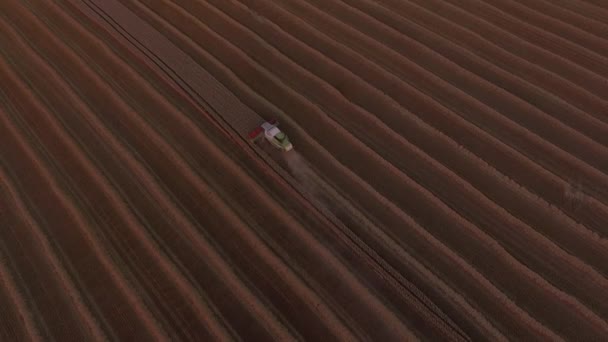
xmin=203 ymin=0 xmax=608 ymax=298
xmin=486 ymin=0 xmax=608 ymax=54
xmin=108 ymin=2 xmax=524 ymax=338
xmin=0 ymin=72 xmax=170 ymax=342
xmin=270 ymin=0 xmax=606 ymax=272
xmin=1 ymin=4 xmax=299 ymax=339
xmin=0 ymin=21 xmax=235 ymax=342
xmin=551 ymin=0 xmax=608 ymax=24
xmin=445 ymin=0 xmax=608 ymax=65
xmin=414 ymin=0 xmax=608 ymax=80
xmin=89 ymin=0 xmax=466 ymax=336
xmin=0 ymin=183 xmax=43 ymax=341
xmin=122 ymin=0 xmax=608 ymax=336
xmin=338 ymin=0 xmax=608 ymax=208
xmin=51 ymin=1 xmax=368 ymax=338
xmin=513 ymin=0 xmax=608 ymax=40
xmin=318 ymin=0 xmax=608 ymax=151
xmin=0 ymin=142 xmax=106 ymax=340
xmin=378 ymin=0 xmax=607 ymax=101
xmin=75 ymin=1 xmax=427 ymax=337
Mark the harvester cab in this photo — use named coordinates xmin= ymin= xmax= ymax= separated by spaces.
xmin=248 ymin=119 xmax=293 ymax=152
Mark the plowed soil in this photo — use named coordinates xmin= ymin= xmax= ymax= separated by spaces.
xmin=1 ymin=0 xmax=607 ymax=340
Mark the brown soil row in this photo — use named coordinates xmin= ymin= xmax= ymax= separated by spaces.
xmin=331 ymin=0 xmax=608 ymax=237
xmin=115 ymin=2 xmax=517 ymax=338
xmin=443 ymin=0 xmax=608 ymax=67
xmin=0 ymin=186 xmax=44 ymax=341
xmin=481 ymin=0 xmax=608 ymax=53
xmin=0 ymin=3 xmax=289 ymax=340
xmin=0 ymin=79 xmax=168 ymax=341
xmin=550 ymin=0 xmax=608 ymax=25
xmin=2 ymin=0 xmax=608 ymax=339
xmin=0 ymin=0 xmax=462 ymax=339
xmin=63 ymin=0 xmax=456 ymax=340
xmin=235 ymin=0 xmax=608 ymax=270
xmin=513 ymin=0 xmax=608 ymax=39
xmin=407 ymin=0 xmax=608 ymax=89
xmin=126 ymin=0 xmax=608 ymax=338
xmin=372 ymin=0 xmax=607 ymax=115
xmin=190 ymin=0 xmax=608 ymax=323
xmin=78 ymin=0 xmax=470 ymax=340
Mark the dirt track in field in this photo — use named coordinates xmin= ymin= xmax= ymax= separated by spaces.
xmin=1 ymin=0 xmax=608 ymax=340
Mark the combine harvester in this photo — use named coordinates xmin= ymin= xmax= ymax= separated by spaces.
xmin=248 ymin=119 xmax=293 ymax=152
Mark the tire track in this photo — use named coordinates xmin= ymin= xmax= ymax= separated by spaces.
xmin=261 ymin=0 xmax=608 ymax=277
xmin=27 ymin=0 xmax=427 ymax=338
xmin=0 ymin=4 xmax=297 ymax=339
xmin=79 ymin=0 xmax=476 ymax=340
xmin=117 ymin=3 xmax=548 ymax=336
xmin=107 ymin=2 xmax=519 ymax=331
xmin=45 ymin=1 xmax=363 ymax=339
xmin=124 ymin=0 xmax=608 ymax=336
xmin=187 ymin=0 xmax=608 ymax=318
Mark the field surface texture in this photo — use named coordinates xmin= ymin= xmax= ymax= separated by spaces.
xmin=1 ymin=0 xmax=608 ymax=340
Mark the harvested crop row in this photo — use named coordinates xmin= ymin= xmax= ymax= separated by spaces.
xmin=8 ymin=0 xmax=455 ymax=339
xmin=511 ymin=0 xmax=608 ymax=39
xmin=126 ymin=0 xmax=608 ymax=338
xmin=477 ymin=0 xmax=608 ymax=55
xmin=0 ymin=184 xmax=45 ymax=341
xmin=65 ymin=1 xmax=454 ymax=339
xmin=540 ymin=0 xmax=608 ymax=27
xmin=333 ymin=0 xmax=608 ymax=234
xmin=114 ymin=2 xmax=540 ymax=339
xmin=0 ymin=73 xmax=168 ymax=341
xmin=188 ymin=0 xmax=608 ymax=321
xmin=3 ymin=0 xmax=607 ymax=339
xmin=370 ymin=0 xmax=607 ymax=115
xmin=1 ymin=4 xmax=317 ymax=340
